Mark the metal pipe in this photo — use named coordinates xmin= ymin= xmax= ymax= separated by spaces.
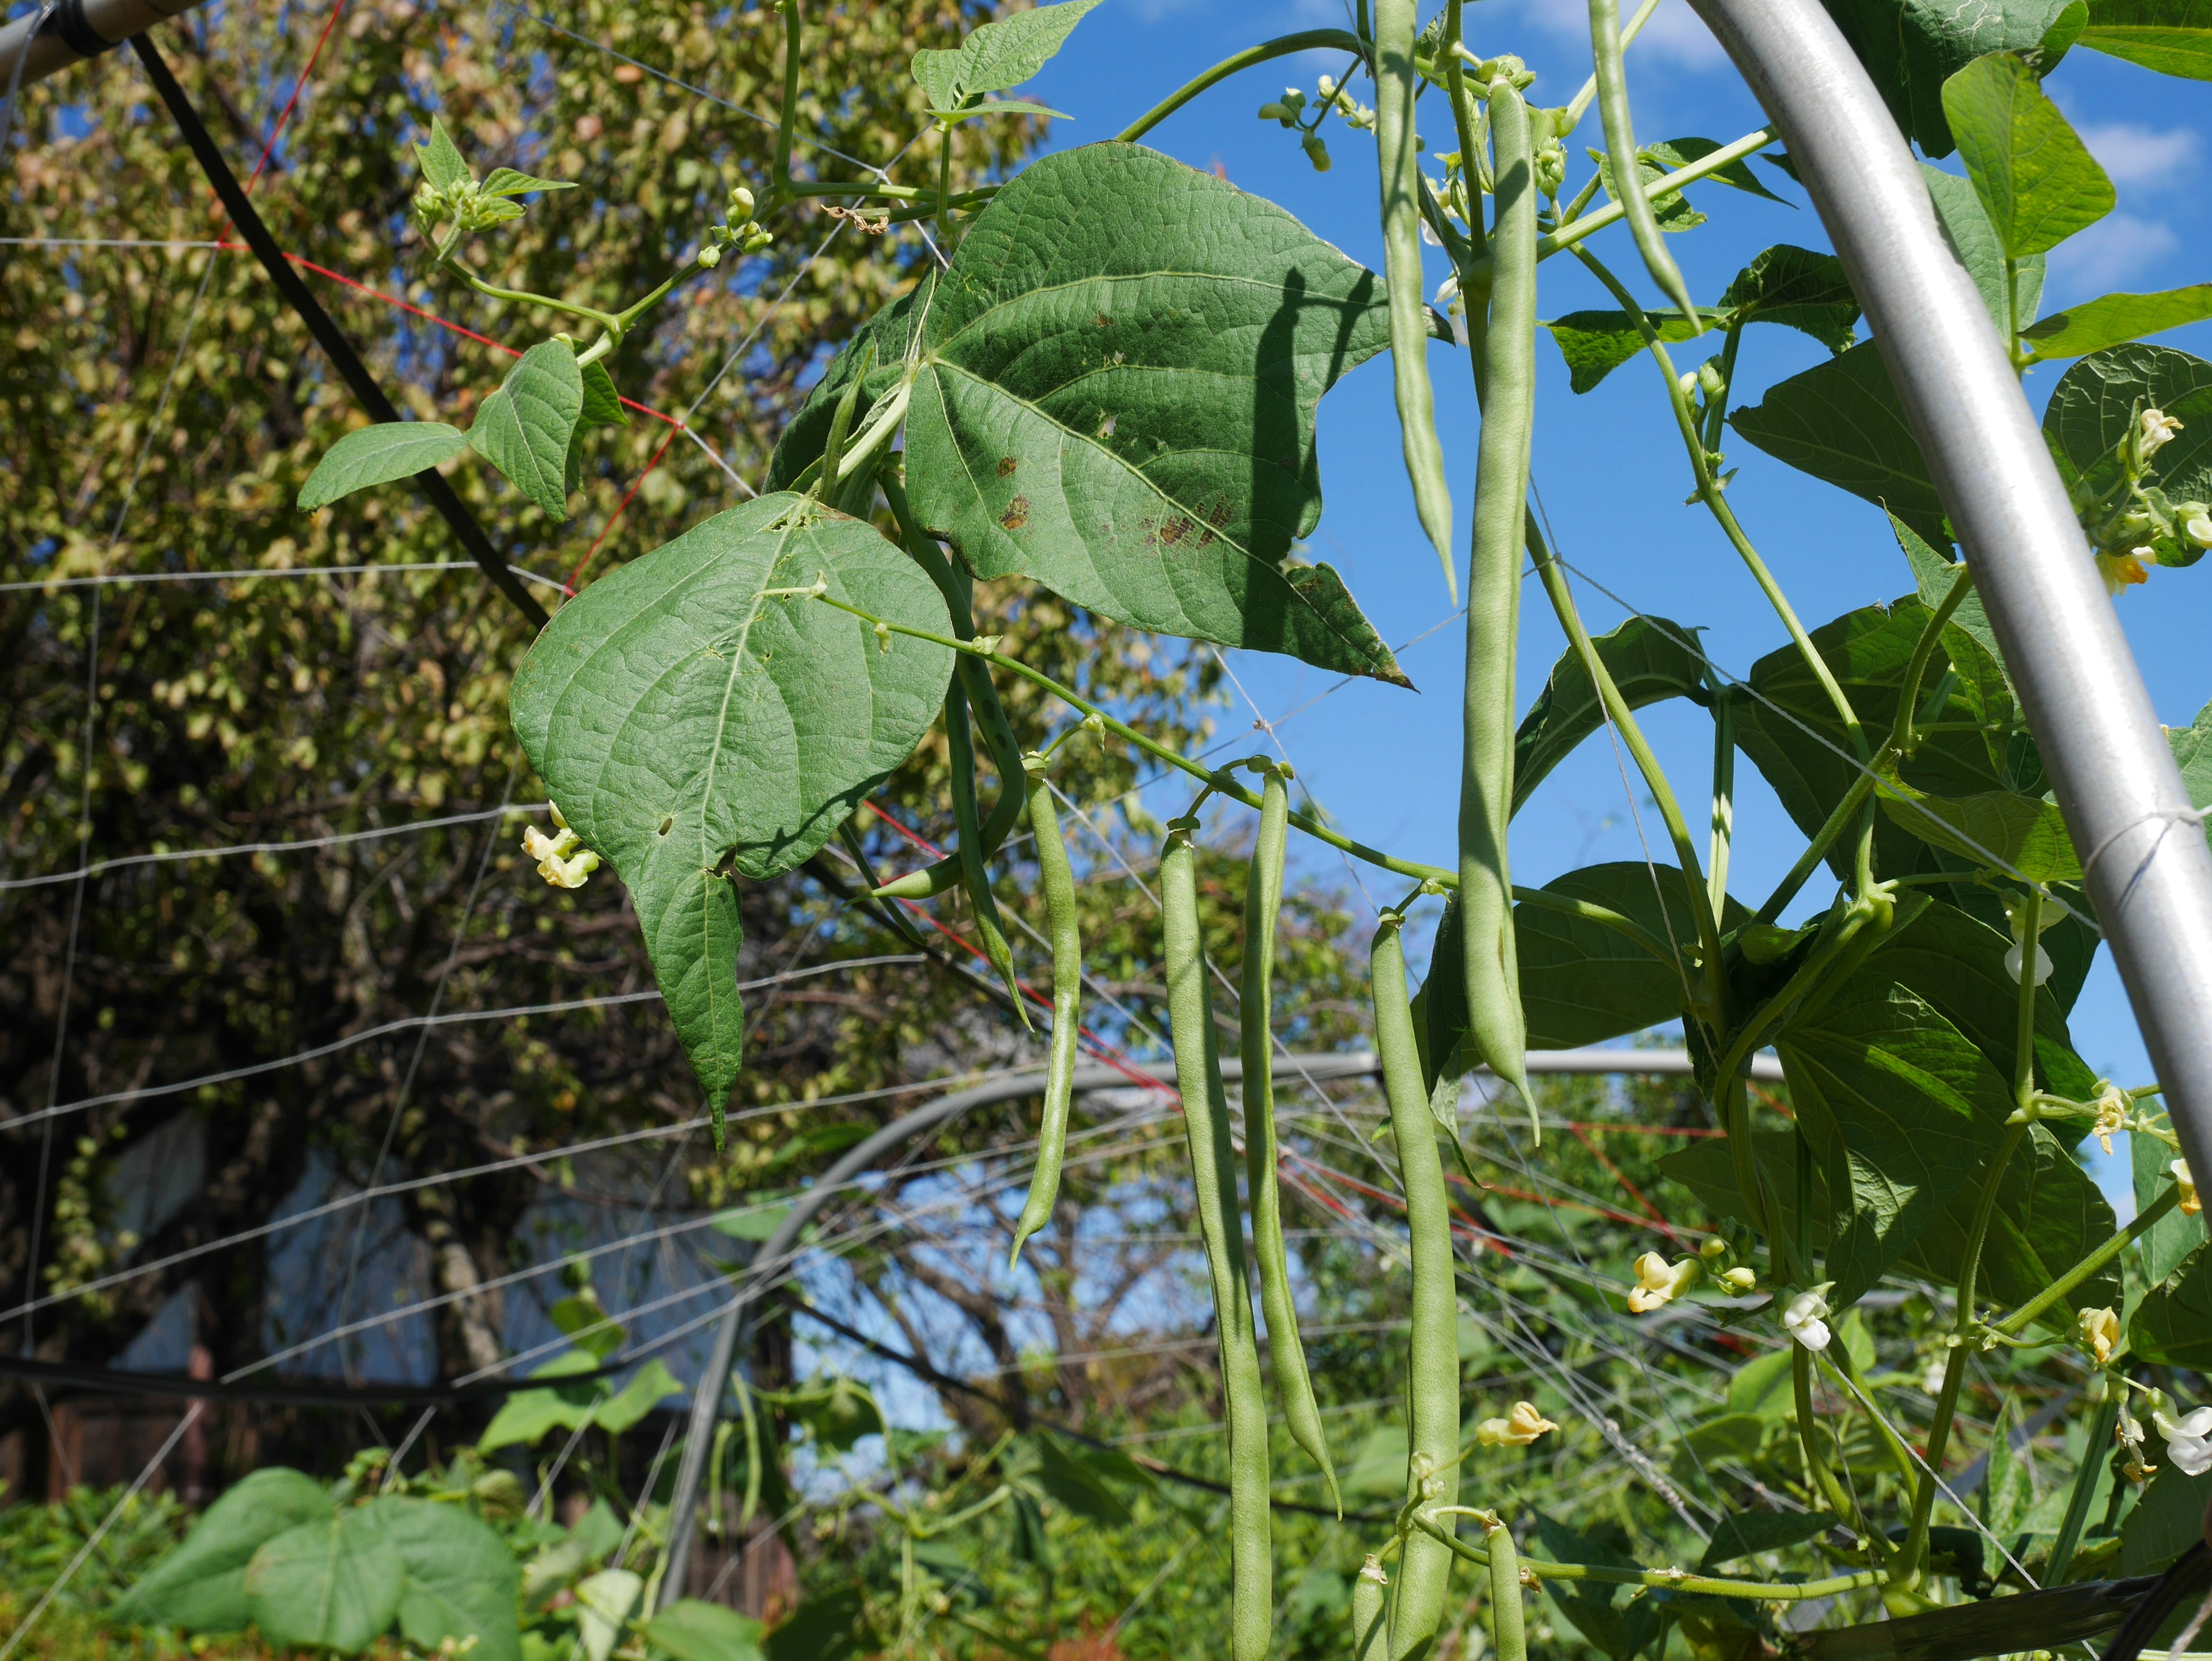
xmin=0 ymin=0 xmax=207 ymax=94
xmin=1687 ymin=0 xmax=2212 ymax=1187
xmin=656 ymin=1042 xmax=1766 ymax=1602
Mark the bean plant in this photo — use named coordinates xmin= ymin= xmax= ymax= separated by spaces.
xmin=285 ymin=0 xmax=2212 ymax=1655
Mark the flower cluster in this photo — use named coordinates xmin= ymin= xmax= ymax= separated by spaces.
xmin=521 ymin=805 xmax=600 ymax=888
xmin=2074 ymin=407 xmax=2212 ymax=594
xmin=698 ymin=184 xmax=775 ymax=269
xmin=2078 ymin=1304 xmax=2120 ymax=1365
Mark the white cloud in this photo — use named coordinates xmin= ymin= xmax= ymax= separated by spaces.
xmin=2072 ymin=120 xmax=2199 ymax=191
xmin=2047 ymin=211 xmax=2180 ymax=298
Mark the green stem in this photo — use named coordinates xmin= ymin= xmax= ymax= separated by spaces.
xmin=1997 ymin=1185 xmax=2181 ymax=1338
xmin=1708 ymin=685 xmax=1735 ymax=917
xmin=2047 ymin=1395 xmax=2119 ymax=1584
xmin=2011 ymin=890 xmax=2043 ymax=1111
xmin=1410 ymin=1516 xmax=1881 ymax=1601
xmin=446 ymin=262 xmax=620 ymax=333
xmin=1115 ymin=31 xmax=1367 ymax=143
xmin=934 ymin=122 xmax=953 ymax=252
xmin=771 ymin=0 xmax=801 ymax=198
xmin=1793 ymin=1344 xmax=1870 ymax=1541
xmin=1570 ymin=244 xmax=1866 ymax=766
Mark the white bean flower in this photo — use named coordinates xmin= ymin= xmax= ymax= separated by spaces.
xmin=2153 ymin=1406 xmax=2212 ymax=1478
xmin=1781 ymin=1285 xmax=1833 ymax=1352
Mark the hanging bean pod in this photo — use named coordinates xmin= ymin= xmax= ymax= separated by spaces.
xmin=1588 ymin=0 xmax=1701 ymax=328
xmin=1007 ymin=758 xmax=1082 ymax=1267
xmin=1351 ymin=1555 xmax=1391 ymax=1661
xmin=947 ymin=679 xmax=1029 ymax=1027
xmin=1372 ymin=913 xmax=1462 ymax=1660
xmin=1241 ymin=766 xmax=1342 ymax=1514
xmin=1459 ymin=77 xmax=1536 ymax=1131
xmin=1376 ymin=0 xmax=1456 ymax=597
xmin=1488 ymin=1516 xmax=1530 ymax=1661
xmin=1161 ymin=822 xmax=1272 ymax=1661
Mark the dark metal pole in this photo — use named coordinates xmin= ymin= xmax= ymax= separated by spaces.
xmin=1688 ymin=0 xmax=2212 ymax=1186
xmin=130 ymin=32 xmax=549 ymax=631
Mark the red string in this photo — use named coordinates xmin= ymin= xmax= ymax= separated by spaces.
xmin=235 ymin=0 xmax=351 ymax=203
xmin=566 ymin=422 xmax=680 ymax=592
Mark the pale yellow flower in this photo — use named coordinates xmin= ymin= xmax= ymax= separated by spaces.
xmin=2090 ymin=1082 xmax=2130 ymax=1156
xmin=2176 ymin=1158 xmax=2200 ymax=1217
xmin=2140 ymin=407 xmax=2183 ymax=459
xmin=1476 ymin=1401 xmax=1559 ymax=1447
xmin=521 ymin=819 xmax=600 ymax=890
xmin=2078 ymin=1306 xmax=2120 ymax=1365
xmin=1626 ymin=1251 xmax=1698 ymax=1313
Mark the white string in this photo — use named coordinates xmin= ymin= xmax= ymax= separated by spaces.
xmin=0 ymin=559 xmax=495 ymax=593
xmin=0 ymin=236 xmax=225 ymax=249
xmin=0 ymin=803 xmax=550 ymax=892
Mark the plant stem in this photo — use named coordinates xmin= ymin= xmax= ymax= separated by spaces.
xmin=1996 ymin=1185 xmax=2181 ymax=1337
xmin=935 ymin=122 xmax=953 ymax=252
xmin=1410 ymin=1515 xmax=1882 ymax=1600
xmin=446 ymin=262 xmax=620 ymax=333
xmin=1115 ymin=31 xmax=1366 ymax=143
xmin=2047 ymin=1395 xmax=2118 ymax=1584
xmin=1527 ymin=517 xmax=1725 ymax=1021
xmin=1793 ymin=1343 xmax=1870 ymax=1541
xmin=771 ymin=0 xmax=802 ymax=199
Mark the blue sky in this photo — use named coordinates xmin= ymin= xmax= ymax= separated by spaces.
xmin=1018 ymin=0 xmax=2212 ymax=1188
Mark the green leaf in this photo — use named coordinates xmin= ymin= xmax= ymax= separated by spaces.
xmin=2165 ymin=696 xmax=2212 ymax=862
xmin=1646 ymin=137 xmax=1794 ymax=204
xmin=2021 ymin=284 xmax=2212 ymax=360
xmin=550 ymin=1294 xmax=623 ymax=1360
xmin=1544 ymin=309 xmax=1724 ymax=394
xmin=113 ymin=1468 xmax=333 ymax=1632
xmin=1981 ymin=1398 xmax=2033 ymax=1543
xmin=510 ymin=497 xmax=954 ymax=1117
xmin=2131 ymin=1242 xmax=2212 ymax=1366
xmin=478 ymin=1352 xmax=607 ymax=1451
xmin=898 ymin=144 xmax=1408 ymax=685
xmin=1512 ymin=864 xmax=1744 ymax=1050
xmin=710 ymin=1198 xmax=791 ymax=1240
xmin=940 ymin=97 xmax=1070 ymax=122
xmin=1777 ymin=972 xmax=2014 ymax=1306
xmin=910 ymin=0 xmax=1103 ymax=112
xmin=1513 ymin=615 xmax=1709 ymax=810
xmin=1925 ymin=164 xmax=2048 ymax=334
xmin=2042 ymin=342 xmax=2212 ymax=506
xmin=1819 ymin=0 xmax=2081 ymax=155
xmin=1941 ymin=52 xmax=2114 ymax=258
xmin=764 ymin=279 xmax=928 ymax=493
xmin=298 ymin=423 xmax=469 ymax=511
xmin=642 ymin=1601 xmax=766 ymax=1661
xmin=1717 ymin=244 xmax=1862 ymax=353
xmin=469 ymin=341 xmax=585 ymax=519
xmin=1728 ymin=342 xmax=1950 ymax=549
xmin=2133 ymin=1121 xmax=2207 ymax=1284
xmin=579 ymin=360 xmax=628 ymax=428
xmin=358 ymin=1498 xmax=521 ymax=1661
xmin=1027 ymin=1431 xmax=1134 ymax=1524
xmin=1590 ymin=147 xmax=1707 ymax=230
xmin=1729 ymin=1348 xmax=1799 ymax=1420
xmin=785 ymin=1377 xmax=885 ymax=1452
xmin=415 ymin=115 xmax=471 ymax=194
xmin=575 ymin=1569 xmax=643 ymax=1661
xmin=482 ymin=167 xmax=578 ymax=199
xmin=1659 ymin=1132 xmax=1819 ymax=1241
xmin=2081 ymin=0 xmax=2212 ymax=76
xmin=593 ymin=1357 xmax=684 ymax=1435
xmin=1699 ymin=1509 xmax=1839 ymax=1571
xmin=2119 ymin=1458 xmax=2212 ymax=1574
xmin=1902 ymin=1119 xmax=2120 ymax=1320
xmin=1894 ymin=514 xmax=2009 ymax=684
xmin=1535 ymin=1515 xmax=1661 ymax=1661
xmin=1877 ymin=779 xmax=2081 ymax=880
xmin=764 ymin=1588 xmax=870 ymax=1661
xmin=244 ymin=1512 xmax=404 ymax=1654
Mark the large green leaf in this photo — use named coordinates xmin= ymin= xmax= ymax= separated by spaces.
xmin=1512 ymin=615 xmax=1709 ymax=812
xmin=593 ymin=1357 xmax=684 ymax=1435
xmin=1544 ymin=309 xmax=1718 ymax=395
xmin=1926 ymin=164 xmax=2048 ymax=336
xmin=1941 ymin=52 xmax=2113 ymax=258
xmin=898 ymin=143 xmax=1407 ymax=684
xmin=1660 ymin=1132 xmax=1817 ymax=1240
xmin=1729 ymin=343 xmax=1949 ymax=548
xmin=764 ymin=1588 xmax=871 ymax=1661
xmin=469 ymin=341 xmax=585 ymax=519
xmin=2022 ymin=284 xmax=2212 ymax=361
xmin=1900 ymin=1121 xmax=2119 ymax=1320
xmin=1819 ymin=0 xmax=2080 ymax=155
xmin=1778 ymin=974 xmax=2014 ymax=1306
xmin=2120 ymin=1460 xmax=2212 ymax=1575
xmin=2133 ymin=1121 xmax=2207 ymax=1284
xmin=244 ymin=1511 xmax=404 ymax=1654
xmin=510 ymin=496 xmax=955 ymax=1119
xmin=643 ymin=1600 xmax=767 ymax=1661
xmin=1894 ymin=514 xmax=2009 ymax=683
xmin=910 ymin=0 xmax=1102 ymax=113
xmin=114 ymin=1467 xmax=334 ymax=1632
xmin=2042 ymin=342 xmax=2212 ymax=505
xmin=1718 ymin=244 xmax=1862 ymax=352
xmin=2081 ymin=0 xmax=2212 ymax=77
xmin=2130 ymin=1242 xmax=2212 ymax=1366
xmin=1700 ymin=1509 xmax=1840 ymax=1571
xmin=298 ymin=423 xmax=470 ymax=512
xmin=764 ymin=279 xmax=931 ymax=493
xmin=1512 ymin=864 xmax=1741 ymax=1050
xmin=358 ymin=1497 xmax=521 ymax=1661
xmin=1877 ymin=778 xmax=2080 ymax=881
xmin=478 ymin=1351 xmax=605 ymax=1451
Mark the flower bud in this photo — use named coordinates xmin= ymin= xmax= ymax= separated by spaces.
xmin=1700 ymin=1235 xmax=1729 ymax=1265
xmin=2176 ymin=1157 xmax=2200 ymax=1217
xmin=1697 ymin=360 xmax=1727 ymax=399
xmin=1302 ymin=134 xmax=1332 ymax=173
xmin=1718 ymin=1267 xmax=1757 ymax=1293
xmin=728 ymin=184 xmax=755 ymax=217
xmin=1257 ymin=101 xmax=1289 ymax=122
xmin=2078 ymin=1305 xmax=2120 ymax=1365
xmin=697 ymin=244 xmax=721 ymax=268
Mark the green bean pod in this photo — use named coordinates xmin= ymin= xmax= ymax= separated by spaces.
xmin=1351 ymin=1555 xmax=1391 ymax=1661
xmin=1372 ymin=914 xmax=1461 ymax=1659
xmin=1007 ymin=760 xmax=1082 ymax=1268
xmin=1588 ymin=0 xmax=1700 ymax=329
xmin=1376 ymin=0 xmax=1455 ymax=597
xmin=1241 ymin=768 xmax=1342 ymax=1515
xmin=1488 ymin=1518 xmax=1529 ymax=1661
xmin=1161 ymin=823 xmax=1272 ymax=1661
xmin=1459 ymin=79 xmax=1535 ymax=1129
xmin=947 ymin=679 xmax=1030 ymax=1028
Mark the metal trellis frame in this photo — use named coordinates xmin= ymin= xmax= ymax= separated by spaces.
xmin=1687 ymin=0 xmax=2212 ymax=1185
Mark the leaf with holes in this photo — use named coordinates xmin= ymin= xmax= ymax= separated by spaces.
xmin=469 ymin=340 xmax=585 ymax=518
xmin=510 ymin=496 xmax=955 ymax=1126
xmin=893 ymin=143 xmax=1406 ymax=684
xmin=1942 ymin=51 xmax=2113 ymax=258
xmin=298 ymin=422 xmax=469 ymax=511
xmin=1512 ymin=615 xmax=1709 ymax=810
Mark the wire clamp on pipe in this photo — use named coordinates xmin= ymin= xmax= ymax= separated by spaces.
xmin=2078 ymin=804 xmax=2212 ymax=888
